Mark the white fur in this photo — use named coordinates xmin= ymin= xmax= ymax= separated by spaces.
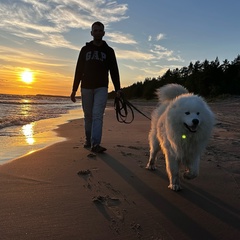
xmin=146 ymin=84 xmax=214 ymax=191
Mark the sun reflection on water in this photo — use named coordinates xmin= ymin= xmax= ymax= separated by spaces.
xmin=22 ymin=123 xmax=35 ymax=145
xmin=20 ymin=99 xmax=31 ymax=116
xmin=22 ymin=99 xmax=30 ymax=103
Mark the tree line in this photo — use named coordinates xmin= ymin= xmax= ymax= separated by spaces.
xmin=109 ymin=54 xmax=240 ymax=99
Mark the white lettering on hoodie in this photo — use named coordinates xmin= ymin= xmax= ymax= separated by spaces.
xmin=86 ymin=51 xmax=106 ymax=61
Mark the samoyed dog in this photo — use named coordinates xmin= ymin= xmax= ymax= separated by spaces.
xmin=146 ymin=84 xmax=214 ymax=191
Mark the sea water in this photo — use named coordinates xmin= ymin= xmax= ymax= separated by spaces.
xmin=0 ymin=94 xmax=83 ymax=164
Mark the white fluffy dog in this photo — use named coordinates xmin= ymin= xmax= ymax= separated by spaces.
xmin=146 ymin=84 xmax=214 ymax=191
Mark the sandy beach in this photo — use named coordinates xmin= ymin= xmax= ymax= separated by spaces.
xmin=0 ymin=98 xmax=239 ymax=240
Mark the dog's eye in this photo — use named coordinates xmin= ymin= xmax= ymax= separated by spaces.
xmin=197 ymin=112 xmax=200 ymax=115
xmin=185 ymin=112 xmax=190 ymax=115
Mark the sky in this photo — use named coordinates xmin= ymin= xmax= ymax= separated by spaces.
xmin=0 ymin=0 xmax=239 ymax=96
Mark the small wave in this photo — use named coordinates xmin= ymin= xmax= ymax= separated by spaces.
xmin=0 ymin=101 xmax=69 ymax=105
xmin=0 ymin=94 xmax=81 ymax=131
xmin=0 ymin=114 xmax=62 ymax=130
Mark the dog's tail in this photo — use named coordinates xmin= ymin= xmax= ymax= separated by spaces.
xmin=156 ymin=84 xmax=189 ymax=103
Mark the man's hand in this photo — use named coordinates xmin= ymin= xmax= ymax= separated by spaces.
xmin=70 ymin=91 xmax=76 ymax=102
xmin=116 ymin=89 xmax=122 ymax=98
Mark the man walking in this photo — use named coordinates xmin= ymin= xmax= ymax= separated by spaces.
xmin=71 ymin=21 xmax=121 ymax=153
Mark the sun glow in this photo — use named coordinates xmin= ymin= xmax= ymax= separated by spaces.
xmin=21 ymin=69 xmax=34 ymax=84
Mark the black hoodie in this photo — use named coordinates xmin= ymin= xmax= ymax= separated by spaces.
xmin=72 ymin=41 xmax=120 ymax=92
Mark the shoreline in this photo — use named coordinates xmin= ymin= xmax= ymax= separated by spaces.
xmin=0 ymin=101 xmax=239 ymax=239
xmin=0 ymin=108 xmax=83 ymax=165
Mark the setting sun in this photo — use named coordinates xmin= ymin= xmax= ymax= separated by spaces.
xmin=21 ymin=69 xmax=34 ymax=84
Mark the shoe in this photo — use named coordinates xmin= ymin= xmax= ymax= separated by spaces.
xmin=91 ymin=145 xmax=107 ymax=153
xmin=83 ymin=141 xmax=91 ymax=148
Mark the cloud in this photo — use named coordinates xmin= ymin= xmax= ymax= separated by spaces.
xmin=156 ymin=33 xmax=165 ymax=41
xmin=167 ymin=55 xmax=185 ymax=62
xmin=0 ymin=0 xmax=185 ymax=91
xmin=36 ymin=34 xmax=79 ymax=50
xmin=148 ymin=33 xmax=165 ymax=42
xmin=0 ymin=46 xmax=72 ymax=68
xmin=0 ymin=0 xmax=129 ymax=49
xmin=150 ymin=44 xmax=184 ymax=62
xmin=106 ymin=32 xmax=137 ymax=44
xmin=116 ymin=49 xmax=155 ymax=61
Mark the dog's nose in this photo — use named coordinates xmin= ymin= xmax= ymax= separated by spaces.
xmin=192 ymin=119 xmax=199 ymax=125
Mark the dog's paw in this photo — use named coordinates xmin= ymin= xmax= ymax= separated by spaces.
xmin=168 ymin=184 xmax=182 ymax=191
xmin=145 ymin=164 xmax=156 ymax=171
xmin=183 ymin=172 xmax=198 ymax=180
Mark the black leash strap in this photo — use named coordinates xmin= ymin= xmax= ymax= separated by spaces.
xmin=114 ymin=93 xmax=151 ymax=124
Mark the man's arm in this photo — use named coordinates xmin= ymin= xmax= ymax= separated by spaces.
xmin=109 ymin=48 xmax=121 ymax=92
xmin=71 ymin=48 xmax=84 ymax=102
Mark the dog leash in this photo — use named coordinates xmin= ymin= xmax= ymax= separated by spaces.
xmin=114 ymin=92 xmax=151 ymax=124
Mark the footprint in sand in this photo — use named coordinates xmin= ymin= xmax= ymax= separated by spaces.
xmin=77 ymin=169 xmax=92 ymax=184
xmin=92 ymin=195 xmax=124 ymax=221
xmin=87 ymin=153 xmax=96 ymax=158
